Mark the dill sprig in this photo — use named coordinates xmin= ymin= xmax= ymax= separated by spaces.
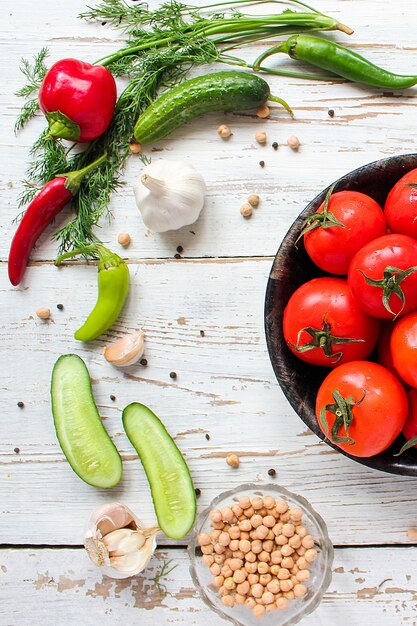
xmin=14 ymin=0 xmax=351 ymax=253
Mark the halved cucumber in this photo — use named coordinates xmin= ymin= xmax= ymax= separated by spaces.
xmin=51 ymin=354 xmax=122 ymax=488
xmin=122 ymin=403 xmax=196 ymax=539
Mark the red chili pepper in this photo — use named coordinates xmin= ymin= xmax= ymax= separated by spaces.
xmin=39 ymin=59 xmax=117 ymax=142
xmin=8 ymin=154 xmax=106 ymax=286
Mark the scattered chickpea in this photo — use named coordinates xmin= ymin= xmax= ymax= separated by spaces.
xmin=129 ymin=141 xmax=141 ymax=154
xmin=256 ymin=105 xmax=270 ymax=118
xmin=255 ymin=131 xmax=267 ymax=145
xmin=117 ymin=232 xmax=131 ymax=247
xmin=36 ymin=307 xmax=51 ymax=320
xmin=240 ymin=203 xmax=253 ymax=218
xmin=247 ymin=193 xmax=260 ymax=208
xmin=217 ymin=124 xmax=232 ymax=139
xmin=226 ymin=453 xmax=240 ymax=468
xmin=287 ymin=135 xmax=301 ymax=151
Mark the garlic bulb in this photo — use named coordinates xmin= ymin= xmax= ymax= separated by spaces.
xmin=103 ymin=330 xmax=145 ymax=367
xmin=133 ymin=159 xmax=206 ymax=232
xmin=84 ymin=502 xmax=159 ymax=579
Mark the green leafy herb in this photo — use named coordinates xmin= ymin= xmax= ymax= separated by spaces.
xmin=15 ymin=48 xmax=49 ymax=133
xmin=149 ymin=559 xmax=179 ymax=594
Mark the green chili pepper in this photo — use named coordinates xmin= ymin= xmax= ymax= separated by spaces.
xmin=254 ymin=35 xmax=417 ymax=89
xmin=56 ymin=244 xmax=130 ymax=342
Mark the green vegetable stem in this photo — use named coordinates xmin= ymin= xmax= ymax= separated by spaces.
xmin=254 ymin=34 xmax=417 ymax=89
xmin=134 ymin=71 xmax=292 ymax=144
xmin=55 ymin=243 xmax=130 ymax=341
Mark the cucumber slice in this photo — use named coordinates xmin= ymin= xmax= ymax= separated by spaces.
xmin=51 ymin=354 xmax=122 ymax=488
xmin=122 ymin=403 xmax=196 ymax=539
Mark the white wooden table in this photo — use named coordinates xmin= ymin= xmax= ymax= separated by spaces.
xmin=2 ymin=0 xmax=417 ymax=623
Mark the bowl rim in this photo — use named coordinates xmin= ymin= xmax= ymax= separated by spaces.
xmin=264 ymin=153 xmax=417 ymax=477
xmin=188 ymin=482 xmax=334 ymax=626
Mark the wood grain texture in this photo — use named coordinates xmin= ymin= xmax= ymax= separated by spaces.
xmin=1 ymin=547 xmax=417 ymax=625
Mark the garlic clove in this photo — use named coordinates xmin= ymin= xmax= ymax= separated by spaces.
xmin=103 ymin=330 xmax=145 ymax=367
xmin=84 ymin=502 xmax=159 ymax=579
xmin=102 ymin=528 xmax=146 ymax=556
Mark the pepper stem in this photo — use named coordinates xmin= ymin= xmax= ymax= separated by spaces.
xmin=55 ymin=243 xmax=123 ymax=271
xmin=59 ymin=153 xmax=107 ymax=196
xmin=268 ymin=94 xmax=294 ymax=118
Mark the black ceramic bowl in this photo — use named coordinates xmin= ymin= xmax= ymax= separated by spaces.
xmin=265 ymin=153 xmax=417 ymax=476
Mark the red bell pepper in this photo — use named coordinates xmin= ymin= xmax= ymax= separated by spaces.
xmin=39 ymin=59 xmax=117 ymax=143
xmin=8 ymin=154 xmax=106 ymax=286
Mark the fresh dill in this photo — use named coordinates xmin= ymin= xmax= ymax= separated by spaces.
xmin=14 ymin=0 xmax=351 ymax=254
xmin=149 ymin=559 xmax=179 ymax=594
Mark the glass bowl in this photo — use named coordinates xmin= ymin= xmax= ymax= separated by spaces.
xmin=188 ymin=482 xmax=333 ymax=626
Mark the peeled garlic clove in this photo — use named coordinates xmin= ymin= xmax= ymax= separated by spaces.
xmin=103 ymin=330 xmax=145 ymax=367
xmin=84 ymin=502 xmax=159 ymax=579
xmin=102 ymin=528 xmax=146 ymax=556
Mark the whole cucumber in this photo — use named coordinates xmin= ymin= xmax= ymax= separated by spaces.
xmin=134 ymin=71 xmax=271 ymax=144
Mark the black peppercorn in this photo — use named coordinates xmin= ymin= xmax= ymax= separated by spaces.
xmin=176 ymin=245 xmax=184 ymax=253
xmin=200 ymin=330 xmax=205 ymax=337
xmin=110 ymin=395 xmax=116 ymax=402
xmin=268 ymin=468 xmax=276 ymax=477
xmin=195 ymin=488 xmax=201 ymax=497
xmin=205 ymin=433 xmax=210 ymax=441
xmin=14 ymin=447 xmax=20 ymax=454
xmin=328 ymin=109 xmax=335 ymax=118
xmin=17 ymin=401 xmax=24 ymax=408
xmin=57 ymin=304 xmax=64 ymax=310
xmin=140 ymin=358 xmax=148 ymax=366
xmin=259 ymin=160 xmax=265 ymax=168
xmin=174 ymin=253 xmax=182 ymax=259
xmin=272 ymin=142 xmax=278 ymax=150
xmin=169 ymin=371 xmax=177 ymax=379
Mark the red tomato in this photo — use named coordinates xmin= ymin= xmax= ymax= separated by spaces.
xmin=385 ymin=168 xmax=417 ymax=239
xmin=283 ymin=277 xmax=380 ymax=367
xmin=401 ymin=389 xmax=417 ymax=452
xmin=376 ymin=322 xmax=409 ymax=389
xmin=391 ymin=311 xmax=417 ymax=387
xmin=316 ymin=361 xmax=408 ymax=457
xmin=348 ymin=234 xmax=417 ymax=319
xmin=303 ymin=190 xmax=386 ymax=275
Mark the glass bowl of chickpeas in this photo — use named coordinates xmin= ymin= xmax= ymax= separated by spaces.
xmin=188 ymin=483 xmax=333 ymax=625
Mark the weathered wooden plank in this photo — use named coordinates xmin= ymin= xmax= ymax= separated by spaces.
xmin=1 ymin=0 xmax=416 ymax=261
xmin=1 ymin=547 xmax=417 ymax=625
xmin=2 ymin=260 xmax=417 ymax=546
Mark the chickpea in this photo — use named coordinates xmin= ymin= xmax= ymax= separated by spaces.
xmin=250 ymin=515 xmax=263 ymax=529
xmin=244 ymin=507 xmax=255 ymax=518
xmin=267 ymin=580 xmax=280 ymax=594
xmin=270 ymin=550 xmax=283 ymax=565
xmin=272 ymin=523 xmax=283 ymax=536
xmin=294 ymin=583 xmax=307 ymax=598
xmin=229 ymin=539 xmax=239 ymax=552
xmin=239 ymin=539 xmax=251 ymax=554
xmin=222 ymin=507 xmax=234 ymax=522
xmin=202 ymin=555 xmax=214 ymax=567
xmin=236 ymin=580 xmax=250 ymax=596
xmin=259 ymin=574 xmax=272 ymax=586
xmin=281 ymin=557 xmax=295 ymax=570
xmin=281 ymin=544 xmax=294 ymax=557
xmin=233 ymin=569 xmax=247 ymax=584
xmin=276 ymin=597 xmax=289 ymax=611
xmin=267 ymin=530 xmax=275 ymax=541
xmin=262 ymin=591 xmax=275 ymax=605
xmin=212 ymin=575 xmax=224 ymax=588
xmin=280 ymin=512 xmax=291 ymax=523
xmin=224 ymin=577 xmax=236 ymax=591
xmin=252 ymin=497 xmax=264 ymax=510
xmin=296 ymin=525 xmax=307 ymax=538
xmin=245 ymin=551 xmax=256 ymax=563
xmin=258 ymin=551 xmax=271 ymax=563
xmin=302 ymin=535 xmax=315 ymax=549
xmin=253 ymin=604 xmax=266 ymax=617
xmin=235 ymin=593 xmax=246 ymax=605
xmin=270 ymin=565 xmax=280 ymax=576
xmin=228 ymin=526 xmax=240 ymax=540
xmin=282 ymin=523 xmax=295 ymax=538
xmin=210 ymin=509 xmax=222 ymax=523
xmin=240 ymin=531 xmax=250 ymax=541
xmin=297 ymin=546 xmax=306 ymax=556
xmin=284 ymin=590 xmax=295 ymax=600
xmin=211 ymin=529 xmax=221 ymax=541
xmin=36 ymin=307 xmax=51 ymax=320
xmin=265 ymin=604 xmax=276 ymax=614
xmin=249 ymin=530 xmax=259 ymax=540
xmin=275 ymin=500 xmax=289 ymax=514
xmin=233 ymin=550 xmax=245 ymax=560
xmin=263 ymin=515 xmax=276 ymax=528
xmin=256 ymin=105 xmax=270 ymax=119
xmin=289 ymin=507 xmax=303 ymax=522
xmin=245 ymin=597 xmax=256 ymax=609
xmin=214 ymin=554 xmax=225 ymax=565
xmin=239 ymin=496 xmax=251 ymax=510
xmin=218 ymin=585 xmax=228 ymax=597
xmin=296 ymin=569 xmax=311 ymax=583
xmin=257 ymin=562 xmax=269 ymax=575
xmin=221 ymin=595 xmax=235 ymax=608
xmin=232 ymin=504 xmax=243 ymax=517
xmin=288 ymin=535 xmax=302 ymax=549
xmin=226 ymin=453 xmax=240 ymax=468
xmin=229 ymin=558 xmax=243 ymax=571
xmin=217 ymin=124 xmax=232 ymax=139
xmin=256 ymin=525 xmax=269 ymax=540
xmin=251 ymin=583 xmax=264 ymax=599
xmin=214 ymin=544 xmax=226 ymax=555
xmin=198 ymin=533 xmax=211 ymax=546
xmin=287 ymin=135 xmax=301 ymax=151
xmin=262 ymin=540 xmax=274 ymax=553
xmin=221 ymin=565 xmax=233 ymax=578
xmin=276 ymin=534 xmax=289 ymax=546
xmin=279 ymin=579 xmax=293 ymax=593
xmin=248 ymin=573 xmax=259 ymax=585
xmin=305 ymin=548 xmax=318 ymax=563
xmin=201 ymin=544 xmax=214 ymax=555
xmin=239 ymin=519 xmax=252 ymax=532
xmin=277 ymin=568 xmax=290 ymax=581
xmin=129 ymin=142 xmax=141 ymax=154
xmin=245 ymin=562 xmax=258 ymax=575
xmin=258 ymin=508 xmax=268 ymax=517
xmin=240 ymin=203 xmax=252 ymax=220
xmin=210 ymin=563 xmax=221 ymax=576
xmin=263 ymin=496 xmax=275 ymax=509
xmin=224 ymin=548 xmax=233 ymax=559
xmin=255 ymin=131 xmax=267 ymax=145
xmin=297 ymin=557 xmax=308 ymax=570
